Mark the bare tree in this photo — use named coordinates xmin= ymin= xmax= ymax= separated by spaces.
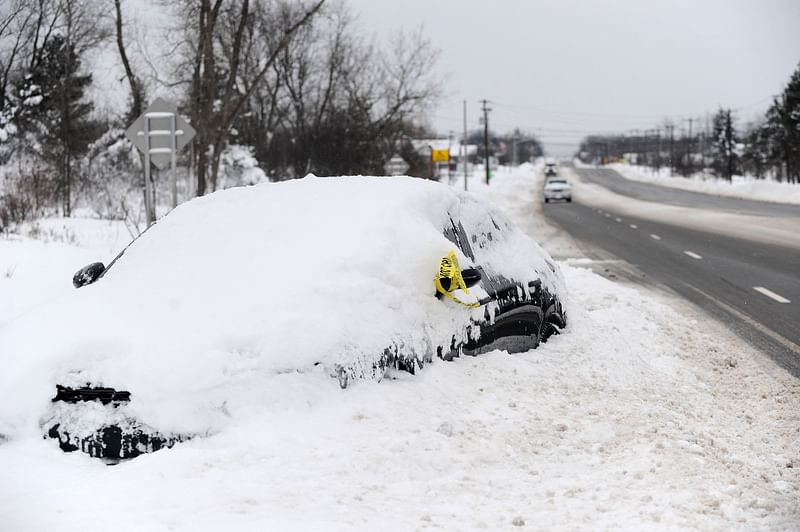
xmin=371 ymin=28 xmax=441 ymax=136
xmin=234 ymin=1 xmax=288 ymax=173
xmin=56 ymin=0 xmax=110 ymax=215
xmin=180 ymin=0 xmax=325 ymax=195
xmin=0 ymin=1 xmax=32 ymax=111
xmin=248 ymin=12 xmax=442 ymax=177
xmin=113 ymin=0 xmax=144 ymax=122
xmin=24 ymin=0 xmax=70 ymax=76
xmin=277 ymin=1 xmax=351 ymax=174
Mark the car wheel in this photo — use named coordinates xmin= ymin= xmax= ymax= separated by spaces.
xmin=566 ymin=197 xmax=572 ymax=203
xmin=544 ymin=198 xmax=549 ymax=203
xmin=540 ymin=300 xmax=566 ymax=343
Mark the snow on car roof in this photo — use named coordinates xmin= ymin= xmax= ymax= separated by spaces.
xmin=0 ymin=175 xmax=562 ymax=439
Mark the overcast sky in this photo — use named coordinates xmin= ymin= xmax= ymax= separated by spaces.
xmin=347 ymin=0 xmax=800 ymax=156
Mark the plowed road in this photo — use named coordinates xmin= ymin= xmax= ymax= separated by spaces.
xmin=545 ymin=166 xmax=800 ymax=377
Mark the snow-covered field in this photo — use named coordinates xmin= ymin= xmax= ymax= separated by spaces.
xmin=604 ymin=162 xmax=800 ymax=205
xmin=1 ymin=167 xmax=798 ymax=531
xmin=0 ymin=218 xmax=130 ymax=328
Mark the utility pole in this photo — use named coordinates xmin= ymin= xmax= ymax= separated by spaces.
xmin=704 ymin=113 xmax=711 ymax=169
xmin=463 ymin=100 xmax=468 ymax=191
xmin=650 ymin=129 xmax=657 ymax=169
xmin=481 ymin=99 xmax=491 ymax=184
xmin=726 ymin=109 xmax=735 ymax=181
xmin=685 ymin=118 xmax=694 ymax=175
xmin=698 ymin=130 xmax=705 ymax=170
xmin=448 ymin=130 xmax=454 ymax=183
xmin=666 ymin=124 xmax=675 ymax=175
xmin=780 ymin=94 xmax=791 ymax=182
xmin=512 ymin=130 xmax=518 ymax=167
xmin=656 ymin=128 xmax=662 ymax=172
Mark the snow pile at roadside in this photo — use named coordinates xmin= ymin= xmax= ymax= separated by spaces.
xmin=472 ymin=164 xmax=584 ymax=260
xmin=0 ymin=218 xmax=129 ymax=328
xmin=0 ymin=175 xmax=563 ymax=442
xmin=608 ymin=162 xmax=800 ymax=205
xmin=1 ymin=167 xmax=798 ymax=530
xmin=1 ymin=259 xmax=797 ymax=531
xmin=441 ymin=161 xmax=584 ymax=260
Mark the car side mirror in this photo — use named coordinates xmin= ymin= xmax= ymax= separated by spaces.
xmin=461 ymin=268 xmax=481 ymax=289
xmin=73 ymin=262 xmax=105 ymax=288
xmin=438 ymin=268 xmax=481 ymax=292
xmin=440 ymin=268 xmax=481 ymax=292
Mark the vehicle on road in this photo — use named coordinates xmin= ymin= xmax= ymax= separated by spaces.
xmin=544 ymin=159 xmax=559 ymax=177
xmin=544 ymin=177 xmax=573 ymax=203
xmin=0 ymin=176 xmax=567 ymax=461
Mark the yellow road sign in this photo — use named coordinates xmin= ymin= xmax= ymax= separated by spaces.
xmin=431 ymin=149 xmax=450 ymax=163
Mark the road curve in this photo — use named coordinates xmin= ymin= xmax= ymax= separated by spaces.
xmin=545 ymin=167 xmax=800 ymax=377
xmin=576 ymin=166 xmax=800 ymax=218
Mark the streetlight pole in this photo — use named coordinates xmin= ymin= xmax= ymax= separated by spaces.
xmin=481 ymin=99 xmax=491 ymax=184
xmin=463 ymin=100 xmax=468 ymax=191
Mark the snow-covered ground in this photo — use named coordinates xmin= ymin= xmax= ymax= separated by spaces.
xmin=604 ymin=162 xmax=800 ymax=205
xmin=1 ymin=168 xmax=798 ymax=531
xmin=0 ymin=218 xmax=130 ymax=328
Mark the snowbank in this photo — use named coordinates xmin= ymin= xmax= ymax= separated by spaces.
xmin=608 ymin=162 xmax=800 ymax=205
xmin=0 ymin=218 xmax=130 ymax=328
xmin=1 ymin=168 xmax=798 ymax=530
xmin=468 ymin=163 xmax=584 ymax=260
xmin=1 ymin=259 xmax=797 ymax=531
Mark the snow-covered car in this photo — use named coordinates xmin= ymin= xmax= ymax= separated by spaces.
xmin=0 ymin=176 xmax=566 ymax=461
xmin=543 ymin=177 xmax=572 ymax=203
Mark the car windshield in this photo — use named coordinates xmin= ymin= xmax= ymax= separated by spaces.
xmin=547 ymin=180 xmax=567 ymax=185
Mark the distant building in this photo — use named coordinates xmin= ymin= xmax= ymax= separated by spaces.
xmin=411 ymin=139 xmax=479 ymax=176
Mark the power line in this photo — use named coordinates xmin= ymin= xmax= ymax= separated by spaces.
xmin=429 ymin=113 xmax=658 ymax=136
xmin=491 ymin=96 xmax=775 ymax=122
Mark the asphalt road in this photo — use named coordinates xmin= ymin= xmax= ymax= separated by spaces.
xmin=577 ymin=167 xmax=800 ymax=218
xmin=545 ymin=167 xmax=800 ymax=377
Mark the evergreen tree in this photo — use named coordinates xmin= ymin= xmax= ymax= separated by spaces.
xmin=741 ymin=123 xmax=770 ymax=179
xmin=762 ymin=99 xmax=787 ymax=180
xmin=710 ymin=108 xmax=738 ymax=181
xmin=779 ymin=64 xmax=800 ymax=183
xmin=15 ymin=34 xmax=100 ymax=216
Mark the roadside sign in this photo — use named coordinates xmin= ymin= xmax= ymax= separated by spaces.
xmin=126 ymin=98 xmax=195 ymax=170
xmin=431 ymin=149 xmax=450 ymax=163
xmin=125 ymin=98 xmax=196 ymax=226
xmin=384 ymin=154 xmax=410 ymax=176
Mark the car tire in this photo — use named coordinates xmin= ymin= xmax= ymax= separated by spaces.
xmin=544 ymin=198 xmax=549 ymax=203
xmin=566 ymin=197 xmax=572 ymax=203
xmin=540 ymin=299 xmax=566 ymax=344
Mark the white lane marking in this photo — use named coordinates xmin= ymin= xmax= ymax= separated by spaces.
xmin=650 ymin=234 xmax=661 ymax=240
xmin=604 ymin=213 xmax=611 ymax=218
xmin=753 ymin=286 xmax=791 ymax=304
xmin=629 ymin=224 xmax=638 ymax=229
xmin=686 ymin=285 xmax=799 ymax=357
xmin=684 ymin=251 xmax=703 ymax=260
xmin=615 ymin=217 xmax=622 ymax=223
